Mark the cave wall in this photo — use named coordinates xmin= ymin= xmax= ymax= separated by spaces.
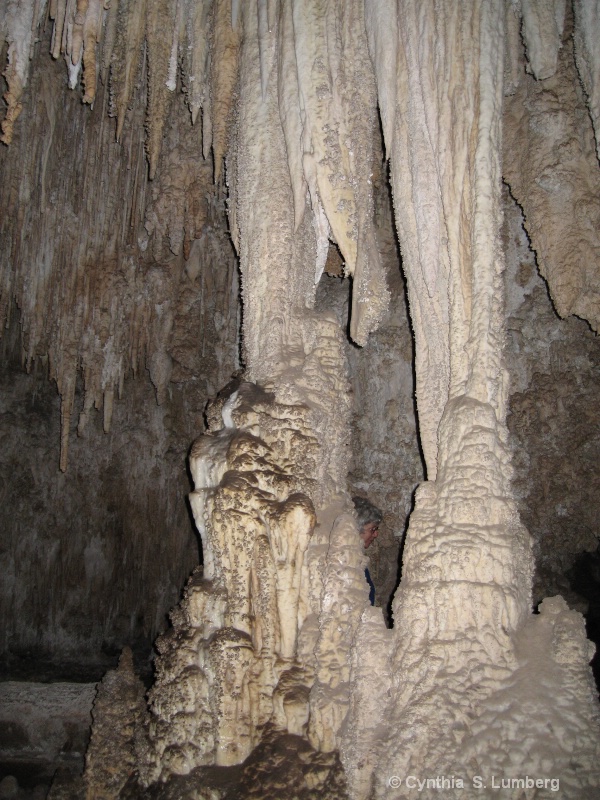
xmin=0 ymin=25 xmax=240 ymax=679
xmin=503 ymin=186 xmax=600 ymax=608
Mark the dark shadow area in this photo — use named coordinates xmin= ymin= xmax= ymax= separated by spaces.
xmin=567 ymin=547 xmax=600 ymax=697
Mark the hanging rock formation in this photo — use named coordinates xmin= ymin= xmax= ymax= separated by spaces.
xmin=1 ymin=1 xmax=600 ymax=799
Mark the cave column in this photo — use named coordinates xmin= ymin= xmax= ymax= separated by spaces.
xmin=364 ymin=1 xmax=534 ymax=792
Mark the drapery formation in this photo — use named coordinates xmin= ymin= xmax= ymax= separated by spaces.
xmin=2 ymin=1 xmax=600 ymax=798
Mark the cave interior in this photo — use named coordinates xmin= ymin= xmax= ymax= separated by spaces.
xmin=1 ymin=1 xmax=600 ymax=799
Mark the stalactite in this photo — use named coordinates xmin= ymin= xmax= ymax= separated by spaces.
xmin=183 ymin=0 xmax=211 ymax=125
xmin=520 ymin=0 xmax=566 ymax=79
xmin=145 ymin=0 xmax=176 ymax=180
xmin=290 ymin=0 xmax=356 ymax=275
xmin=504 ymin=6 xmax=600 ymax=332
xmin=277 ymin=0 xmax=306 ymax=229
xmin=504 ymin=0 xmax=523 ymax=95
xmin=50 ymin=0 xmax=67 ymax=60
xmin=70 ymin=0 xmax=88 ymax=66
xmin=573 ymin=0 xmax=600 ymax=162
xmin=364 ymin=0 xmax=397 ymax=160
xmin=0 ymin=26 xmax=233 ymax=469
xmin=81 ymin=0 xmax=102 ymax=103
xmin=211 ymin=0 xmax=240 ymax=183
xmin=109 ymin=0 xmax=146 ymax=142
xmin=257 ymin=0 xmax=277 ymax=101
xmin=1 ymin=0 xmax=41 ymax=144
xmin=100 ymin=0 xmax=118 ymax=83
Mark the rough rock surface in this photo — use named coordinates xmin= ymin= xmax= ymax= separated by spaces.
xmin=504 ymin=8 xmax=600 ymax=332
xmin=84 ymin=648 xmax=148 ymax=800
xmin=1 ymin=2 xmax=600 ymax=799
xmin=504 ymin=190 xmax=600 ymax=604
xmin=0 ymin=31 xmax=239 ymax=679
xmin=0 ymin=681 xmax=95 ymax=790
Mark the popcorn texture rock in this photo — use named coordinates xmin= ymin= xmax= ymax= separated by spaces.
xmin=84 ymin=647 xmax=148 ymax=799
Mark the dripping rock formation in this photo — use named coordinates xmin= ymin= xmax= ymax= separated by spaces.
xmin=1 ymin=1 xmax=600 ymax=799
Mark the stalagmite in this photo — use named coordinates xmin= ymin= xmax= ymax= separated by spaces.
xmin=83 ymin=648 xmax=147 ymax=800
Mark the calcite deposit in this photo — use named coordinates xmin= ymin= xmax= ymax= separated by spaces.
xmin=84 ymin=648 xmax=147 ymax=800
xmin=1 ymin=1 xmax=600 ymax=799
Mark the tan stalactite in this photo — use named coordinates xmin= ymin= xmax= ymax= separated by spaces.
xmin=81 ymin=0 xmax=102 ymax=103
xmin=183 ymin=0 xmax=211 ymax=125
xmin=504 ymin=7 xmax=600 ymax=333
xmin=1 ymin=0 xmax=39 ymax=145
xmin=573 ymin=0 xmax=600 ymax=162
xmin=211 ymin=0 xmax=240 ymax=184
xmin=100 ymin=0 xmax=118 ymax=84
xmin=70 ymin=0 xmax=89 ymax=66
xmin=50 ymin=0 xmax=66 ymax=59
xmin=145 ymin=0 xmax=176 ymax=180
xmin=110 ymin=0 xmax=147 ymax=142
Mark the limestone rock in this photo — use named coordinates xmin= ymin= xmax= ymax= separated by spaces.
xmin=84 ymin=647 xmax=148 ymax=799
xmin=504 ymin=8 xmax=600 ymax=332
